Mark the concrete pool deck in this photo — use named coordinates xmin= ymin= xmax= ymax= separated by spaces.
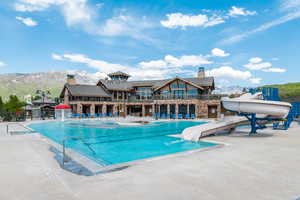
xmin=0 ymin=121 xmax=300 ymax=200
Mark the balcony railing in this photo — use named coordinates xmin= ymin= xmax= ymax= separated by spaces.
xmin=69 ymin=94 xmax=224 ymax=103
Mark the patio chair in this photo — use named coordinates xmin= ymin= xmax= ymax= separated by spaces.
xmin=171 ymin=114 xmax=176 ymax=119
xmin=108 ymin=113 xmax=112 ymax=117
xmin=185 ymin=113 xmax=190 ymax=119
xmin=191 ymin=114 xmax=196 ymax=119
xmin=178 ymin=114 xmax=183 ymax=119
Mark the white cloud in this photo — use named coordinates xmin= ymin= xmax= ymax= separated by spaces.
xmin=228 ymin=6 xmax=257 ymax=17
xmin=139 ymin=54 xmax=212 ymax=69
xmin=211 ymin=48 xmax=230 ymax=57
xmin=53 ymin=53 xmax=128 ymax=73
xmin=244 ymin=62 xmax=272 ymax=70
xmin=15 ymin=1 xmax=155 ymax=43
xmin=249 ymin=78 xmax=262 ymax=84
xmin=243 ymin=57 xmax=286 ymax=73
xmin=16 ymin=16 xmax=38 ymax=26
xmin=244 ymin=57 xmax=272 ymax=70
xmin=206 ymin=66 xmax=252 ymax=80
xmin=0 ymin=61 xmax=6 ymax=67
xmin=222 ymin=2 xmax=300 ymax=44
xmin=262 ymin=68 xmax=286 ymax=72
xmin=165 ymin=55 xmax=212 ymax=67
xmin=52 ymin=53 xmax=63 ymax=60
xmin=15 ymin=0 xmax=93 ymax=27
xmin=139 ymin=60 xmax=167 ymax=69
xmin=249 ymin=57 xmax=263 ymax=63
xmin=52 ymin=53 xmax=210 ymax=80
xmin=160 ymin=13 xmax=225 ymax=29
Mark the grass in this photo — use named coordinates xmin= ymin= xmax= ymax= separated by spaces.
xmin=264 ymin=82 xmax=300 ymax=99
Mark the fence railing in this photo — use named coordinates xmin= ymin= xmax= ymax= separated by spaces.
xmin=69 ymin=94 xmax=224 ymax=104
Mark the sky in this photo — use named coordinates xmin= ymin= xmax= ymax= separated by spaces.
xmin=0 ymin=0 xmax=300 ymax=86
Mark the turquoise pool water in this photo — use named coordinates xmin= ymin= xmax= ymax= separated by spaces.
xmin=28 ymin=120 xmax=217 ymax=165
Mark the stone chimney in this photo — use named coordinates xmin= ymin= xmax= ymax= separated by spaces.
xmin=67 ymin=74 xmax=76 ymax=85
xmin=197 ymin=67 xmax=205 ymax=79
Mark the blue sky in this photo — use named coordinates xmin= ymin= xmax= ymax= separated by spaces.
xmin=0 ymin=0 xmax=299 ymax=86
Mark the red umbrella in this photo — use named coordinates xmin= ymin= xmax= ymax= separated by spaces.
xmin=54 ymin=104 xmax=71 ymax=109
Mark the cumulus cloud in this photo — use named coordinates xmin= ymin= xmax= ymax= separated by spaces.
xmin=206 ymin=66 xmax=262 ymax=84
xmin=249 ymin=57 xmax=263 ymax=63
xmin=249 ymin=78 xmax=262 ymax=84
xmin=228 ymin=6 xmax=257 ymax=17
xmin=16 ymin=16 xmax=38 ymax=26
xmin=0 ymin=61 xmax=6 ymax=67
xmin=14 ymin=0 xmax=155 ymax=43
xmin=15 ymin=0 xmax=92 ymax=27
xmin=161 ymin=6 xmax=257 ymax=29
xmin=52 ymin=53 xmax=194 ymax=80
xmin=160 ymin=13 xmax=225 ymax=29
xmin=211 ymin=48 xmax=230 ymax=57
xmin=244 ymin=57 xmax=272 ymax=70
xmin=139 ymin=54 xmax=212 ymax=69
xmin=206 ymin=66 xmax=252 ymax=80
xmin=243 ymin=57 xmax=286 ymax=72
xmin=244 ymin=61 xmax=272 ymax=70
xmin=262 ymin=68 xmax=286 ymax=72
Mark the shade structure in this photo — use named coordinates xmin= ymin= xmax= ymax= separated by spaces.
xmin=55 ymin=104 xmax=71 ymax=109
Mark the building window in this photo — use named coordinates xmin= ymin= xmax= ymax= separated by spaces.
xmin=187 ymin=89 xmax=198 ymax=96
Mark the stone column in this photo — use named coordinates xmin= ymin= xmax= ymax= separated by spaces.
xmin=175 ymin=103 xmax=179 ymax=118
xmin=102 ymin=104 xmax=107 ymax=115
xmin=187 ymin=104 xmax=189 ymax=115
xmin=167 ymin=104 xmax=170 ymax=115
xmin=158 ymin=104 xmax=160 ymax=115
xmin=195 ymin=103 xmax=199 ymax=118
xmin=90 ymin=104 xmax=95 ymax=115
xmin=142 ymin=104 xmax=145 ymax=117
xmin=152 ymin=104 xmax=155 ymax=115
xmin=77 ymin=103 xmax=82 ymax=114
xmin=113 ymin=104 xmax=118 ymax=116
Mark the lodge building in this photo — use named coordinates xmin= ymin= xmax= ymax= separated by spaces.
xmin=60 ymin=67 xmax=221 ymax=118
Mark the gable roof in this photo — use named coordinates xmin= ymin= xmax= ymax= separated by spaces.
xmin=60 ymin=84 xmax=111 ymax=98
xmin=97 ymin=76 xmax=214 ymax=91
xmin=153 ymin=77 xmax=205 ymax=91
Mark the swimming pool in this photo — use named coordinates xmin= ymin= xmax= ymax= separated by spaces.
xmin=28 ymin=120 xmax=217 ymax=166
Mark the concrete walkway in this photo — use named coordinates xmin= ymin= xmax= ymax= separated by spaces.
xmin=0 ymin=122 xmax=300 ymax=200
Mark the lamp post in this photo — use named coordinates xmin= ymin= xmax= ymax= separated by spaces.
xmin=36 ymin=90 xmax=51 ymax=120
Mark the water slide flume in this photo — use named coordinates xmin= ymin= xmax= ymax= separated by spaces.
xmin=182 ymin=93 xmax=292 ymax=141
xmin=221 ymin=93 xmax=292 ymax=119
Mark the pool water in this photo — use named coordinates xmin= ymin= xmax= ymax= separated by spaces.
xmin=29 ymin=120 xmax=217 ymax=165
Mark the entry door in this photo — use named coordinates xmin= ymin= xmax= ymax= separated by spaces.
xmin=208 ymin=105 xmax=218 ymax=118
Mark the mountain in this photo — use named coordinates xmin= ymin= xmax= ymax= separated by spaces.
xmin=213 ymin=85 xmax=245 ymax=95
xmin=0 ymin=71 xmax=101 ymax=101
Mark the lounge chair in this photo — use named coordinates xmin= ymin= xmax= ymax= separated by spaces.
xmin=171 ymin=114 xmax=176 ymax=119
xmin=178 ymin=114 xmax=183 ymax=119
xmin=185 ymin=113 xmax=190 ymax=119
xmin=108 ymin=113 xmax=112 ymax=117
xmin=191 ymin=114 xmax=195 ymax=119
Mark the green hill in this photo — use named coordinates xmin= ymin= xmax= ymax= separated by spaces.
xmin=264 ymin=82 xmax=300 ymax=101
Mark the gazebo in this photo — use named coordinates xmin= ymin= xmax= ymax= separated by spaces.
xmin=55 ymin=104 xmax=71 ymax=121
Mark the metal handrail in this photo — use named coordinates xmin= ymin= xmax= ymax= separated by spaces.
xmin=61 ymin=136 xmax=96 ymax=168
xmin=6 ymin=123 xmax=34 ymax=135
